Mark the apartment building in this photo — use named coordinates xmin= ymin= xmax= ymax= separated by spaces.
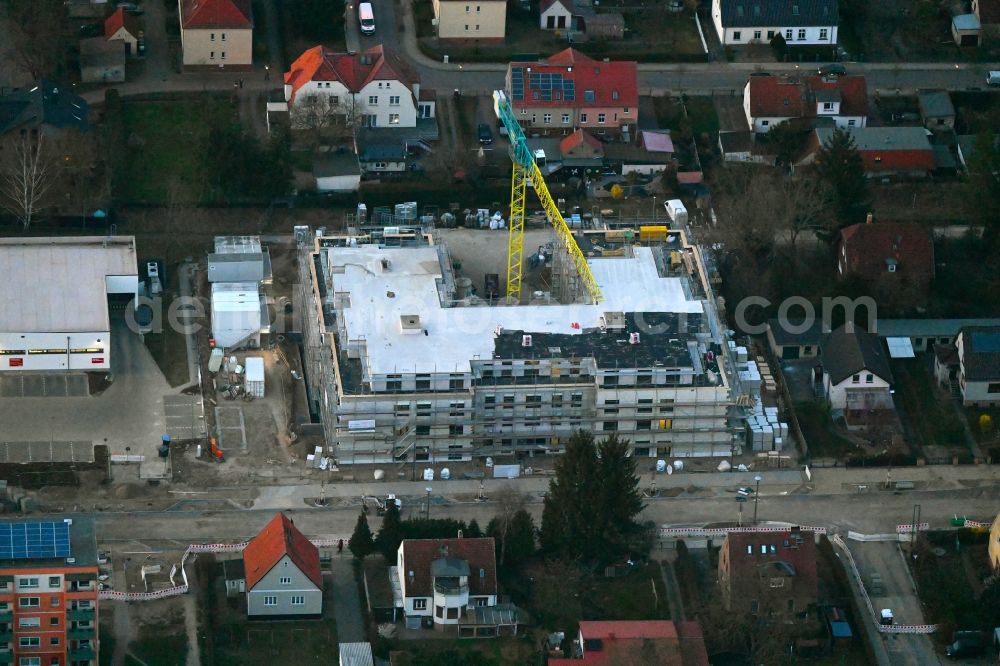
xmin=302 ymin=230 xmax=737 ymax=466
xmin=0 ymin=518 xmax=99 ymax=666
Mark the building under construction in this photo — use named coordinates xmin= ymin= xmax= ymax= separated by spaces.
xmin=300 ymin=227 xmax=742 ymax=466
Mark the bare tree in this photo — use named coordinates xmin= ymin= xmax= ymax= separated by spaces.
xmin=2 ymin=0 xmax=68 ymax=80
xmin=291 ymin=94 xmax=367 ymax=146
xmin=491 ymin=484 xmax=527 ymax=567
xmin=0 ymin=132 xmax=57 ymax=230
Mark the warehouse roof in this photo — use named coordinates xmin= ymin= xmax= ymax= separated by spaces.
xmin=0 ymin=237 xmax=137 ymax=333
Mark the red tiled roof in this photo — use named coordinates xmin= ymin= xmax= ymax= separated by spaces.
xmin=747 ymin=75 xmax=867 ymax=119
xmin=242 ymin=513 xmax=321 ymax=591
xmin=582 ymin=620 xmax=679 ymax=640
xmin=104 ymin=7 xmax=141 ymax=40
xmin=285 ymin=45 xmax=417 ymax=104
xmin=509 ymin=48 xmax=637 ymax=109
xmin=857 ymin=149 xmax=935 ymax=173
xmin=839 ymin=222 xmax=934 ymax=278
xmin=400 ymin=538 xmax=497 ymax=598
xmin=720 ymin=530 xmax=818 ymax=602
xmin=560 ymin=128 xmax=602 ymax=155
xmin=977 ymin=0 xmax=1000 ymax=24
xmin=550 ymin=621 xmax=709 ymax=666
xmin=180 ymin=0 xmax=252 ymax=29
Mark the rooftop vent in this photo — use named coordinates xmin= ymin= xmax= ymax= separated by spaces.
xmin=629 ymin=332 xmax=640 ymax=345
xmin=494 ymin=324 xmax=503 ymax=337
xmin=380 ymin=257 xmax=392 ymax=272
xmin=522 ymin=334 xmax=533 ymax=348
xmin=601 ymin=311 xmax=626 ymax=331
xmin=400 ymin=314 xmax=422 ymax=334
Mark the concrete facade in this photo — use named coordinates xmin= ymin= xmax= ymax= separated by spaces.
xmin=179 ymin=26 xmax=252 ymax=67
xmin=432 ymin=0 xmax=506 ymax=40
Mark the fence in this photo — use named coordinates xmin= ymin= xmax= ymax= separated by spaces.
xmin=100 ymin=537 xmax=349 ymax=602
xmin=896 ymin=523 xmax=930 ymax=534
xmin=830 ymin=534 xmax=938 ymax=635
xmin=659 ymin=525 xmax=827 ymax=538
xmin=847 ymin=532 xmax=909 ymax=543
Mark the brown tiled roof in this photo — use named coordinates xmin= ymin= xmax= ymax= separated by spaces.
xmin=747 ymin=75 xmax=867 ymax=119
xmin=180 ymin=0 xmax=252 ymax=29
xmin=839 ymin=222 xmax=934 ymax=280
xmin=720 ymin=530 xmax=819 ymax=603
xmin=959 ymin=326 xmax=1000 ymax=381
xmin=400 ymin=538 xmax=497 ymax=597
xmin=977 ymin=0 xmax=1000 ymax=24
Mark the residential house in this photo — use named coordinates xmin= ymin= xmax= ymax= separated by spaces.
xmin=506 ymin=49 xmax=638 ymax=138
xmin=718 ymin=527 xmax=818 ymax=620
xmin=0 ymin=82 xmax=89 ymax=136
xmin=952 ymin=13 xmax=981 ymax=46
xmin=580 ymin=13 xmax=625 ymax=40
xmin=819 ymin=325 xmax=894 ymax=424
xmin=284 ymin=45 xmax=434 ymax=131
xmin=955 ymin=326 xmax=1000 ymax=406
xmin=933 ymin=341 xmax=961 ymax=389
xmin=0 ymin=518 xmax=100 ymax=666
xmin=79 ymin=38 xmax=126 ymax=83
xmin=973 ymin=0 xmax=1000 ymax=34
xmin=838 ymin=221 xmax=935 ymax=311
xmin=178 ymin=0 xmax=253 ymax=70
xmin=548 ymin=620 xmax=710 ymax=666
xmin=432 ymin=0 xmax=506 ymax=41
xmin=711 ymin=0 xmax=838 ymax=46
xmin=875 ymin=318 xmax=1000 ymax=354
xmin=767 ymin=318 xmax=823 ymax=360
xmin=743 ymin=74 xmax=867 ymax=134
xmin=105 ymin=7 xmax=142 ymax=55
xmin=917 ymin=90 xmax=955 ymax=129
xmin=798 ymin=127 xmax=935 ymax=179
xmin=395 ymin=538 xmax=520 ymax=637
xmin=242 ymin=513 xmax=323 ymax=617
xmin=718 ymin=130 xmax=777 ymax=165
xmin=540 ymin=0 xmax=574 ymax=30
xmin=313 ymin=148 xmax=363 ymax=192
xmin=222 ymin=558 xmax=246 ymax=597
xmin=359 ymin=141 xmax=408 ymax=175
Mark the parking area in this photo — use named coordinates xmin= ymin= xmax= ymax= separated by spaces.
xmin=0 ymin=373 xmax=89 ymax=397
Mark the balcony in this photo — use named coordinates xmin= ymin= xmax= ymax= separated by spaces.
xmin=0 ymin=628 xmax=10 ymax=641
xmin=67 ymin=609 xmax=95 ymax=621
xmin=433 ymin=581 xmax=469 ymax=595
xmin=68 ymin=627 xmax=95 ymax=640
xmin=69 ymin=646 xmax=96 ymax=661
xmin=0 ymin=650 xmax=11 ymax=664
xmin=0 ymin=611 xmax=10 ymax=622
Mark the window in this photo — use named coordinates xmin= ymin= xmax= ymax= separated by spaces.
xmin=19 ymin=659 xmax=40 ymax=666
xmin=525 ymin=395 xmax=542 ymax=408
xmin=388 ymin=113 xmax=400 ymax=125
xmin=637 ymin=374 xmax=652 ymax=386
xmin=798 ymin=29 xmax=806 ymax=40
xmin=19 ymin=577 xmax=39 ymax=589
xmin=291 ymin=595 xmax=305 ymax=606
xmin=221 ymin=32 xmax=226 ymax=41
xmin=584 ymin=90 xmax=595 ymax=103
xmin=19 ymin=597 xmax=39 ymax=607
xmin=18 ymin=617 xmax=40 ymax=628
xmin=49 ymin=618 xmax=58 ymax=626
xmin=823 ymin=102 xmax=833 ymax=111
xmin=888 ymin=262 xmax=896 ymax=272
xmin=769 ymin=577 xmax=785 ymax=588
xmin=989 ymin=383 xmax=1000 ymax=394
xmin=750 ymin=599 xmax=760 ymax=614
xmin=502 ymin=395 xmax=514 ymax=407
xmin=597 ymin=113 xmax=606 ymax=124
xmin=47 ymin=577 xmax=60 ymax=588
xmin=865 ymin=374 xmax=874 ymax=384
xmin=543 ymin=113 xmax=552 ymax=124
xmin=760 ymin=544 xmax=767 ymax=554
xmin=767 ymin=30 xmax=775 ymax=39
xmin=637 ymin=420 xmax=652 ymax=431
xmin=413 ymin=598 xmax=427 ymax=610
xmin=602 ymin=421 xmax=618 ymax=432
xmin=49 ymin=637 xmax=59 ymax=646
xmin=368 ymin=95 xmax=378 ymax=105
xmin=221 ymin=52 xmax=226 ymax=59
xmin=847 ymin=119 xmax=856 ymax=126
xmin=280 ymin=577 xmax=291 ymax=585
xmin=561 ymin=113 xmax=570 ymax=124
xmin=733 ymin=31 xmax=741 ymax=41
xmin=449 ymin=425 xmax=464 ymax=436
xmin=638 ymin=399 xmax=653 ymax=414
xmin=465 ymin=24 xmax=469 ymax=30
xmin=447 ymin=607 xmax=459 ymax=619
xmin=19 ymin=637 xmax=40 ymax=648
xmin=386 ymin=379 xmax=402 ymax=391
xmin=580 ymin=113 xmax=588 ymax=123
xmin=263 ymin=596 xmax=277 ymax=606
xmin=785 ymin=29 xmax=793 ymax=40
xmin=475 ymin=24 xmax=479 ymax=30
xmin=484 ymin=396 xmax=496 ymax=409
xmin=415 ymin=425 xmax=430 ymax=436
xmin=602 ymin=374 xmax=617 ymax=387
xmin=465 ymin=4 xmax=470 ymax=10
xmin=477 ymin=4 xmax=480 ymax=9
xmin=753 ymin=30 xmax=761 ymax=40
xmin=475 ymin=597 xmax=489 ymax=607
xmin=612 ymin=90 xmax=619 ymax=101
xmin=819 ymin=28 xmax=828 ymax=39
xmin=450 ymin=401 xmax=464 ymax=417
xmin=210 ymin=32 xmax=215 ymax=41
xmin=852 ymin=374 xmax=860 ymax=383
xmin=436 ymin=605 xmax=444 ymax=618
xmin=389 ymin=95 xmax=400 ymax=106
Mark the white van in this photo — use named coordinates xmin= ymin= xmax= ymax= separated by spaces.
xmin=988 ymin=71 xmax=1000 ymax=86
xmin=359 ymin=3 xmax=375 ymax=35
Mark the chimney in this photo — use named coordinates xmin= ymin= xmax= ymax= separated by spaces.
xmin=522 ymin=334 xmax=533 ymax=348
xmin=412 ymin=81 xmax=421 ymax=102
xmin=457 ymin=529 xmax=464 ymax=538
xmin=629 ymin=332 xmax=640 ymax=345
xmin=440 ymin=544 xmax=449 ymax=558
xmin=865 ymin=212 xmax=873 ymax=224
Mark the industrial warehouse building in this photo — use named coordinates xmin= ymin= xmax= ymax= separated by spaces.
xmin=302 ymin=230 xmax=740 ymax=465
xmin=0 ymin=237 xmax=138 ymax=373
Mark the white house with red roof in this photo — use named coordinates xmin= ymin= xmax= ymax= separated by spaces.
xmin=284 ymin=45 xmax=434 ymax=130
xmin=743 ymin=74 xmax=867 ymax=133
xmin=242 ymin=513 xmax=323 ymax=617
xmin=178 ymin=0 xmax=253 ymax=69
xmin=105 ymin=7 xmax=142 ymax=56
xmin=506 ymin=49 xmax=637 ymax=138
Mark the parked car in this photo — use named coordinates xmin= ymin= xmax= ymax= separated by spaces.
xmin=988 ymin=71 xmax=1000 ymax=86
xmin=945 ymin=636 xmax=984 ymax=659
xmin=817 ymin=63 xmax=847 ymax=76
xmin=478 ymin=123 xmax=494 ymax=145
xmin=737 ymin=486 xmax=755 ymax=497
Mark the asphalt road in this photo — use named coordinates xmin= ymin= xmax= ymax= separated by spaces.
xmin=88 ymin=484 xmax=1000 ymax=544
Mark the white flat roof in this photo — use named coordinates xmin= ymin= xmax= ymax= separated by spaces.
xmin=0 ymin=237 xmax=138 ymax=333
xmin=329 ymin=244 xmax=703 ymax=375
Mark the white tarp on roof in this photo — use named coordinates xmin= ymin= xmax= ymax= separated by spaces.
xmin=886 ymin=337 xmax=916 ymax=358
xmin=211 ymin=283 xmax=262 ymax=348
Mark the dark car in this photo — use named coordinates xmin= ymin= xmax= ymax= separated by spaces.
xmin=817 ymin=63 xmax=847 ymax=76
xmin=945 ymin=635 xmax=984 ymax=658
xmin=478 ymin=123 xmax=494 ymax=145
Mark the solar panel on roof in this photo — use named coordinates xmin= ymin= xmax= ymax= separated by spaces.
xmin=0 ymin=522 xmax=71 ymax=560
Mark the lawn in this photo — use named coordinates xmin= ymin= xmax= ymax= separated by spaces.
xmin=890 ymin=359 xmax=967 ymax=453
xmin=794 ymin=401 xmax=860 ymax=460
xmin=386 ymin=637 xmax=538 ymax=666
xmin=127 ymin=632 xmax=189 ymax=666
xmin=587 ymin=561 xmax=671 ymax=621
xmin=210 ymin=620 xmax=338 ymax=666
xmin=684 ymin=97 xmax=720 ymax=137
xmin=117 ymin=97 xmax=238 ymax=204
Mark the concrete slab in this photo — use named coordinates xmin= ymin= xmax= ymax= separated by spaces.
xmin=164 ymin=395 xmax=205 ymax=441
xmin=215 ymin=406 xmax=248 ymax=453
xmin=0 ymin=441 xmax=93 ymax=463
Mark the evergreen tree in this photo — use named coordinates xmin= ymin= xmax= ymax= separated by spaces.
xmin=348 ymin=511 xmax=374 ymax=560
xmin=375 ymin=502 xmax=404 ymax=560
xmin=465 ymin=519 xmax=483 ymax=538
xmin=504 ymin=509 xmax=537 ymax=568
xmin=816 ymin=127 xmax=868 ymax=226
xmin=965 ymin=130 xmax=1000 ymax=248
xmin=595 ymin=435 xmax=645 ymax=558
xmin=540 ymin=431 xmax=599 ymax=558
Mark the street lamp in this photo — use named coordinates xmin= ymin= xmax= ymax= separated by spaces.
xmin=736 ymin=496 xmax=747 ymax=527
xmin=652 ymin=195 xmax=657 ymax=221
xmin=752 ymin=475 xmax=762 ymax=525
xmin=425 ymin=487 xmax=433 ymax=520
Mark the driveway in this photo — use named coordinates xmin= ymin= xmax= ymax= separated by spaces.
xmin=135 ymin=0 xmax=174 ymax=83
xmin=329 ymin=557 xmax=366 ymax=642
